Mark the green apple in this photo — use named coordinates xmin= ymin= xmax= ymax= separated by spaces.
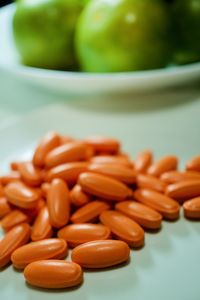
xmin=75 ymin=0 xmax=172 ymax=72
xmin=13 ymin=0 xmax=88 ymax=70
xmin=172 ymin=0 xmax=200 ymax=64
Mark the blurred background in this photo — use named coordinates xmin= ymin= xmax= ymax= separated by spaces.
xmin=0 ymin=0 xmax=11 ymax=7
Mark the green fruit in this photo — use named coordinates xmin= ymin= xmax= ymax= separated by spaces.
xmin=173 ymin=0 xmax=200 ymax=64
xmin=13 ymin=0 xmax=87 ymax=70
xmin=75 ymin=0 xmax=171 ymax=72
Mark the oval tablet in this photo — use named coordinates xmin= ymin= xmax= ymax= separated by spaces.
xmin=0 ymin=171 xmax=21 ymax=185
xmin=84 ymin=136 xmax=120 ymax=154
xmin=1 ymin=210 xmax=29 ymax=232
xmin=33 ymin=132 xmax=60 ymax=167
xmin=135 ymin=150 xmax=153 ymax=173
xmin=58 ymin=224 xmax=110 ymax=248
xmin=45 ymin=141 xmax=89 ymax=168
xmin=147 ymin=155 xmax=178 ymax=177
xmin=31 ymin=206 xmax=53 ymax=241
xmin=0 ymin=223 xmax=30 ymax=268
xmin=186 ymin=155 xmax=200 ymax=172
xmin=115 ymin=201 xmax=162 ymax=230
xmin=160 ymin=171 xmax=200 ymax=184
xmin=45 ymin=162 xmax=88 ymax=183
xmin=100 ymin=210 xmax=144 ymax=247
xmin=78 ymin=172 xmax=132 ymax=201
xmin=24 ymin=260 xmax=83 ymax=289
xmin=134 ymin=189 xmax=180 ymax=220
xmin=11 ymin=238 xmax=68 ymax=269
xmin=88 ymin=163 xmax=136 ymax=184
xmin=71 ymin=240 xmax=130 ymax=268
xmin=18 ymin=162 xmax=43 ymax=187
xmin=183 ymin=197 xmax=200 ymax=219
xmin=47 ymin=179 xmax=70 ymax=228
xmin=166 ymin=180 xmax=200 ymax=203
xmin=71 ymin=200 xmax=110 ymax=223
xmin=0 ymin=197 xmax=11 ymax=219
xmin=70 ymin=184 xmax=91 ymax=207
xmin=5 ymin=181 xmax=39 ymax=209
xmin=90 ymin=155 xmax=132 ymax=168
xmin=137 ymin=174 xmax=167 ymax=193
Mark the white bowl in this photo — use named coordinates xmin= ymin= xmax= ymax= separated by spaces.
xmin=0 ymin=4 xmax=200 ymax=95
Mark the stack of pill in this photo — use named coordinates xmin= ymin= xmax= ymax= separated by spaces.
xmin=0 ymin=132 xmax=200 ymax=289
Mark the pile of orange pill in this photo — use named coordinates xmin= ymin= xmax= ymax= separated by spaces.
xmin=0 ymin=132 xmax=200 ymax=289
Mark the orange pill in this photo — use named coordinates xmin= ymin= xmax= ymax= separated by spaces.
xmin=160 ymin=171 xmax=200 ymax=184
xmin=70 ymin=184 xmax=91 ymax=207
xmin=136 ymin=174 xmax=167 ymax=193
xmin=84 ymin=136 xmax=120 ymax=154
xmin=22 ymin=199 xmax=45 ymax=222
xmin=0 ymin=223 xmax=30 ymax=268
xmin=71 ymin=239 xmax=130 ymax=268
xmin=58 ymin=224 xmax=111 ymax=248
xmin=165 ymin=180 xmax=200 ymax=203
xmin=31 ymin=206 xmax=53 ymax=241
xmin=47 ymin=179 xmax=70 ymax=228
xmin=18 ymin=162 xmax=43 ymax=187
xmin=1 ymin=210 xmax=29 ymax=232
xmin=115 ymin=201 xmax=162 ymax=230
xmin=33 ymin=132 xmax=61 ymax=167
xmin=100 ymin=210 xmax=144 ymax=247
xmin=40 ymin=183 xmax=50 ymax=198
xmin=90 ymin=155 xmax=132 ymax=168
xmin=60 ymin=135 xmax=75 ymax=145
xmin=71 ymin=200 xmax=110 ymax=224
xmin=134 ymin=189 xmax=180 ymax=220
xmin=186 ymin=155 xmax=200 ymax=172
xmin=88 ymin=163 xmax=136 ymax=184
xmin=45 ymin=141 xmax=89 ymax=168
xmin=135 ymin=150 xmax=153 ymax=173
xmin=11 ymin=238 xmax=68 ymax=269
xmin=45 ymin=162 xmax=88 ymax=183
xmin=183 ymin=197 xmax=200 ymax=219
xmin=0 ymin=171 xmax=21 ymax=185
xmin=0 ymin=197 xmax=11 ymax=219
xmin=78 ymin=172 xmax=132 ymax=201
xmin=5 ymin=181 xmax=39 ymax=209
xmin=24 ymin=260 xmax=83 ymax=289
xmin=0 ymin=183 xmax=4 ymax=196
xmin=147 ymin=155 xmax=178 ymax=177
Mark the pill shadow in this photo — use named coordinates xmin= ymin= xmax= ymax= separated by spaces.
xmin=83 ymin=258 xmax=131 ymax=273
xmin=183 ymin=218 xmax=200 ymax=234
xmin=25 ymin=281 xmax=84 ymax=293
xmin=163 ymin=215 xmax=191 ymax=238
xmin=132 ymin=247 xmax=155 ymax=270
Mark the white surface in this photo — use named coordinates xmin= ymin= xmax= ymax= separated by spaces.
xmin=0 ymin=4 xmax=200 ymax=95
xmin=0 ymin=103 xmax=200 ymax=300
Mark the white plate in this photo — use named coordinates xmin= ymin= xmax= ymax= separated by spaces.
xmin=0 ymin=4 xmax=200 ymax=95
xmin=0 ymin=103 xmax=200 ymax=300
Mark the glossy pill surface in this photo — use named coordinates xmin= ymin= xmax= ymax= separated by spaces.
xmin=90 ymin=155 xmax=132 ymax=168
xmin=45 ymin=162 xmax=88 ymax=183
xmin=33 ymin=132 xmax=60 ymax=167
xmin=186 ymin=155 xmax=200 ymax=172
xmin=58 ymin=224 xmax=110 ymax=248
xmin=24 ymin=260 xmax=83 ymax=289
xmin=84 ymin=136 xmax=120 ymax=154
xmin=11 ymin=238 xmax=68 ymax=269
xmin=160 ymin=171 xmax=200 ymax=184
xmin=5 ymin=181 xmax=39 ymax=209
xmin=183 ymin=197 xmax=200 ymax=219
xmin=100 ymin=210 xmax=144 ymax=247
xmin=147 ymin=155 xmax=178 ymax=177
xmin=70 ymin=184 xmax=91 ymax=207
xmin=165 ymin=180 xmax=200 ymax=203
xmin=71 ymin=239 xmax=130 ymax=268
xmin=88 ymin=163 xmax=136 ymax=184
xmin=71 ymin=200 xmax=110 ymax=224
xmin=134 ymin=189 xmax=180 ymax=220
xmin=0 ymin=223 xmax=30 ymax=268
xmin=31 ymin=206 xmax=53 ymax=241
xmin=0 ymin=197 xmax=11 ymax=219
xmin=115 ymin=201 xmax=162 ymax=229
xmin=137 ymin=174 xmax=167 ymax=193
xmin=0 ymin=171 xmax=21 ymax=185
xmin=1 ymin=210 xmax=29 ymax=232
xmin=47 ymin=179 xmax=70 ymax=228
xmin=45 ymin=142 xmax=89 ymax=168
xmin=18 ymin=162 xmax=43 ymax=187
xmin=78 ymin=172 xmax=132 ymax=201
xmin=135 ymin=150 xmax=153 ymax=173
